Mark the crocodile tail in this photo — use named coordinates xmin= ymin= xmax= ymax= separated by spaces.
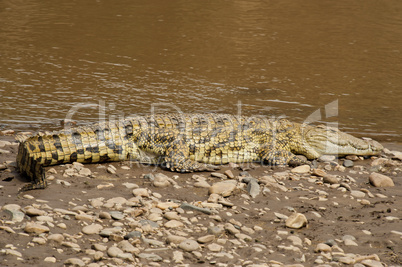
xmin=16 ymin=121 xmax=131 ymax=191
xmin=17 ymin=140 xmax=47 ymax=191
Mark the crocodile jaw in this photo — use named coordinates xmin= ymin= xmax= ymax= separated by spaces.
xmin=302 ymin=124 xmax=383 ymax=159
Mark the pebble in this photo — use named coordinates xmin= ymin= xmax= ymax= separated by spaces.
xmin=224 ymin=170 xmax=235 ymax=179
xmin=142 ymin=237 xmax=164 ymax=247
xmin=24 ymin=208 xmax=47 ymax=216
xmin=339 ymin=256 xmax=355 ymax=264
xmin=322 ymin=175 xmax=339 ymax=184
xmin=172 ymin=250 xmax=184 ymax=263
xmin=62 ymin=241 xmax=81 ymax=249
xmin=2 ymin=249 xmax=22 ymax=257
xmin=24 ymin=222 xmax=50 ymax=234
xmin=107 ymin=166 xmax=116 ymax=174
xmin=109 ymin=211 xmax=125 ymax=220
xmin=44 ymin=257 xmax=57 ymax=263
xmin=314 ymin=243 xmax=332 ymax=253
xmin=344 ymin=239 xmax=358 ymax=246
xmin=361 ymin=260 xmax=384 ymax=267
xmin=179 ymin=239 xmax=199 ymax=252
xmin=96 ymin=183 xmax=114 ymax=189
xmin=194 ymin=180 xmax=211 ymax=188
xmin=235 ymin=233 xmax=253 ymax=241
xmin=92 ymin=244 xmax=108 ymax=252
xmin=153 ymin=173 xmax=171 ymax=187
xmin=118 ymin=240 xmax=138 ymax=253
xmin=124 ymin=230 xmax=142 ymax=240
xmin=208 ymin=243 xmax=223 ymax=252
xmin=208 ymin=225 xmax=225 ymax=236
xmin=99 ymin=211 xmax=112 ymax=219
xmin=319 ymin=155 xmax=336 ymax=162
xmin=107 ymin=246 xmax=124 ymax=257
xmin=164 ymin=220 xmax=184 ymax=228
xmin=36 ymin=215 xmax=53 ymax=222
xmin=93 ymin=251 xmax=104 ymax=261
xmin=224 ymin=223 xmax=240 ymax=235
xmin=53 ymin=208 xmax=77 ymax=216
xmin=0 ymin=140 xmax=11 ymax=147
xmin=157 ymin=202 xmax=179 ymax=210
xmin=208 ymin=180 xmax=237 ymax=197
xmin=138 ymin=253 xmax=163 ymax=262
xmin=291 ymin=165 xmax=311 ymax=174
xmin=32 ymin=237 xmax=47 ymax=245
xmin=274 ymin=212 xmax=289 ymax=220
xmin=346 ymin=155 xmax=359 ymax=161
xmin=246 ymin=179 xmax=260 ymax=198
xmin=148 ymin=212 xmax=163 ymax=221
xmin=79 ymin=168 xmax=92 ymax=176
xmin=343 ymin=159 xmax=354 ymax=167
xmin=211 ymin=172 xmax=228 ymax=179
xmin=1 ymin=129 xmax=14 ymax=135
xmin=351 ymin=190 xmax=366 ymax=198
xmin=139 ymin=219 xmax=159 ymax=229
xmin=197 ymin=235 xmax=215 ymax=243
xmin=75 ymin=214 xmax=94 ymax=222
xmin=312 ymin=168 xmax=327 ymax=177
xmin=166 ymin=235 xmax=187 ymax=244
xmin=0 ymin=226 xmax=15 ymax=233
xmin=391 ymin=151 xmax=402 ymax=161
xmin=99 ymin=228 xmax=121 ymax=237
xmin=0 ymin=148 xmax=10 ymax=154
xmin=285 ymin=213 xmax=308 ymax=229
xmin=369 ymin=173 xmax=395 ymax=187
xmin=64 ymin=258 xmax=85 ymax=266
xmin=287 ymin=236 xmax=303 ymax=247
xmin=132 ymin=188 xmax=149 ymax=197
xmin=122 ymin=182 xmax=138 ymax=189
xmin=3 ymin=204 xmax=24 ymax=222
xmin=82 ymin=224 xmax=103 ymax=235
xmin=48 ymin=234 xmax=64 ymax=243
xmin=371 ymin=158 xmax=388 ymax=166
xmin=163 ymin=211 xmax=180 ymax=220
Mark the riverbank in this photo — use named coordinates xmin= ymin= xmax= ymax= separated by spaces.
xmin=0 ymin=133 xmax=401 ymax=266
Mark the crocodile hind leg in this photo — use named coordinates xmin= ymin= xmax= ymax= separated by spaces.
xmin=259 ymin=148 xmax=307 ymax=167
xmin=163 ymin=139 xmax=219 ymax=172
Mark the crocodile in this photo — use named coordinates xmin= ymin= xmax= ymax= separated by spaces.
xmin=16 ymin=113 xmax=383 ymax=191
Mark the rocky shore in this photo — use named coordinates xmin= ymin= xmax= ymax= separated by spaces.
xmin=0 ymin=133 xmax=401 ymax=267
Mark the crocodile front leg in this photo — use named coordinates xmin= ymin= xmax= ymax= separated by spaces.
xmin=136 ymin=129 xmax=219 ymax=172
xmin=259 ymin=147 xmax=307 ymax=167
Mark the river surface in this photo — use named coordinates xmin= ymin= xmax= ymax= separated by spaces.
xmin=1 ymin=0 xmax=401 ymax=143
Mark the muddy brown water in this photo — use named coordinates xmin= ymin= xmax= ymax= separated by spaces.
xmin=1 ymin=0 xmax=401 ymax=144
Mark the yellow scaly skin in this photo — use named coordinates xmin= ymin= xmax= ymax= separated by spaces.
xmin=16 ymin=113 xmax=383 ymax=192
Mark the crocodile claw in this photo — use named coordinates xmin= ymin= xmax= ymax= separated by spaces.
xmin=191 ymin=163 xmax=220 ymax=172
xmin=204 ymin=164 xmax=220 ymax=172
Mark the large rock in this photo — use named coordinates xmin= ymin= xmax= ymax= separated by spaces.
xmin=369 ymin=173 xmax=394 ymax=187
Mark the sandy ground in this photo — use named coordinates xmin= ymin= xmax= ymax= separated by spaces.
xmin=0 ymin=134 xmax=401 ymax=267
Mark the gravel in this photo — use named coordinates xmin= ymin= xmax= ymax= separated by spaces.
xmin=0 ymin=135 xmax=401 ymax=266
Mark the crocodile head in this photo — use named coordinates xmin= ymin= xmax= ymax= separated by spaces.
xmin=299 ymin=124 xmax=383 ymax=159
